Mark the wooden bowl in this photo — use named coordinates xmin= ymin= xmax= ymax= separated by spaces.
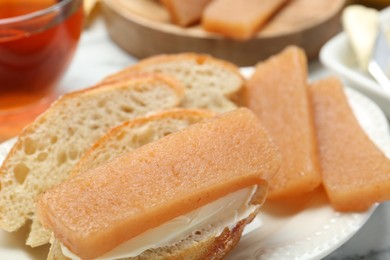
xmin=101 ymin=0 xmax=346 ymax=66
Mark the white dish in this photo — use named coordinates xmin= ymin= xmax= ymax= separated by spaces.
xmin=0 ymin=88 xmax=389 ymax=259
xmin=227 ymin=87 xmax=390 ymax=260
xmin=320 ymin=6 xmax=390 ymax=117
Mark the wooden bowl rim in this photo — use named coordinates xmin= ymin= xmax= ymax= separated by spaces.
xmin=101 ymin=0 xmax=346 ymax=41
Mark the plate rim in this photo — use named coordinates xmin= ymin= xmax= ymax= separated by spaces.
xmin=319 ymin=6 xmax=390 ymax=100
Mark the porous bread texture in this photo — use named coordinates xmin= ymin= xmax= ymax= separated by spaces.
xmin=71 ymin=108 xmax=215 ymax=177
xmin=104 ymin=53 xmax=244 ymax=113
xmin=0 ymin=73 xmax=184 ymax=247
xmin=47 ymin=193 xmax=263 ymax=260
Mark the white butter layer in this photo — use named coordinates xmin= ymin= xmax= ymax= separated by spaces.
xmin=61 ymin=185 xmax=260 ymax=260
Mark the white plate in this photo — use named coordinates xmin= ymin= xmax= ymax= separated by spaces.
xmin=0 ymin=89 xmax=389 ymax=259
xmin=227 ymin=87 xmax=390 ymax=259
xmin=319 ymin=6 xmax=390 ymax=118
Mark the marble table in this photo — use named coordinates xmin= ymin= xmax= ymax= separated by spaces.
xmin=58 ymin=17 xmax=390 ymax=260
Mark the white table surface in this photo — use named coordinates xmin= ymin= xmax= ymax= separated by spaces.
xmin=57 ymin=17 xmax=390 ymax=260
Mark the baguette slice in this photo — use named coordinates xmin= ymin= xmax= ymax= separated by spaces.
xmin=48 ymin=108 xmax=214 ymax=259
xmin=105 ymin=53 xmax=244 ymax=112
xmin=244 ymin=46 xmax=321 ymax=200
xmin=202 ymin=0 xmax=288 ymax=40
xmin=71 ymin=108 xmax=215 ymax=177
xmin=0 ymin=73 xmax=184 ymax=247
xmin=310 ymin=77 xmax=390 ymax=212
xmin=37 ymin=108 xmax=282 ymax=259
xmin=160 ymin=0 xmax=212 ymax=26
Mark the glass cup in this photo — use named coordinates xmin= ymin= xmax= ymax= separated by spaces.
xmin=0 ymin=0 xmax=84 ymax=141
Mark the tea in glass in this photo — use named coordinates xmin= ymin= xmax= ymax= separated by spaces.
xmin=0 ymin=0 xmax=84 ymax=141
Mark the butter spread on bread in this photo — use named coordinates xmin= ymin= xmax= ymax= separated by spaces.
xmin=37 ymin=108 xmax=281 ymax=259
xmin=62 ymin=186 xmax=259 ymax=259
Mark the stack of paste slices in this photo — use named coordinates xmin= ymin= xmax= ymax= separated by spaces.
xmin=160 ymin=0 xmax=289 ymax=40
xmin=0 ymin=47 xmax=388 ymax=260
xmin=244 ymin=46 xmax=390 ymax=211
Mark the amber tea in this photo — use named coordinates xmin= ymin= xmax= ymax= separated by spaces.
xmin=0 ymin=0 xmax=83 ymax=140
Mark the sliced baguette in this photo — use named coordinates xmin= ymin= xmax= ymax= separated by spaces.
xmin=104 ymin=53 xmax=244 ymax=113
xmin=71 ymin=108 xmax=215 ymax=177
xmin=48 ymin=108 xmax=215 ymax=259
xmin=0 ymin=73 xmax=184 ymax=247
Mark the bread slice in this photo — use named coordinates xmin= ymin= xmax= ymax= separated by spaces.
xmin=70 ymin=108 xmax=215 ymax=177
xmin=160 ymin=0 xmax=212 ymax=26
xmin=47 ymin=108 xmax=214 ymax=259
xmin=0 ymin=73 xmax=184 ymax=247
xmin=38 ymin=108 xmax=281 ymax=259
xmin=104 ymin=53 xmax=244 ymax=113
xmin=202 ymin=0 xmax=288 ymax=40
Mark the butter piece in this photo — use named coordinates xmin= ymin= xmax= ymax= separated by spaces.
xmin=342 ymin=5 xmax=379 ymax=70
xmin=61 ymin=186 xmax=261 ymax=260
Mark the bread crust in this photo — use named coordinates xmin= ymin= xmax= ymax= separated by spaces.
xmin=136 ymin=53 xmax=243 ymax=85
xmin=103 ymin=52 xmax=244 ymax=82
xmin=103 ymin=53 xmax=244 ymax=113
xmin=70 ymin=108 xmax=215 ymax=177
xmin=105 ymin=52 xmax=244 ymax=90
